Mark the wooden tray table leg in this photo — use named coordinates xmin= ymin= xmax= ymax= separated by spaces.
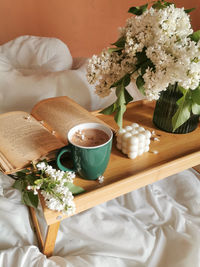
xmin=29 ymin=206 xmax=44 ymax=251
xmin=42 ymin=221 xmax=61 ymax=257
xmin=29 ymin=206 xmax=61 ymax=257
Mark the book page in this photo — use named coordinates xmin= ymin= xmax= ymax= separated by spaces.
xmin=31 ymin=96 xmax=109 ymax=144
xmin=0 ymin=111 xmax=64 ymax=173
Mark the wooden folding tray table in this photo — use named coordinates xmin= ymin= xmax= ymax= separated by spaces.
xmin=29 ymin=100 xmax=200 ymax=257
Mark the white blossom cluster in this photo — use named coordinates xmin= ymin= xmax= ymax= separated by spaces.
xmin=31 ymin=162 xmax=76 ymax=215
xmin=87 ymin=4 xmax=200 ymax=100
xmin=87 ymin=49 xmax=135 ymax=97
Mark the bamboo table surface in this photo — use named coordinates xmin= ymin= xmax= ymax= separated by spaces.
xmin=30 ymin=100 xmax=200 ymax=257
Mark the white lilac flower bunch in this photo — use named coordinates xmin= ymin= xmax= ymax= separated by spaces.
xmin=13 ymin=161 xmax=84 ymax=215
xmin=87 ymin=0 xmax=200 ymax=131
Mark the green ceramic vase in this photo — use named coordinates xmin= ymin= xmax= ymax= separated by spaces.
xmin=153 ymin=84 xmax=199 ymax=134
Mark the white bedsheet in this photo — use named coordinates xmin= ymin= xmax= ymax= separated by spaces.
xmin=0 ymin=36 xmax=199 ymax=267
xmin=0 ymin=169 xmax=200 ymax=267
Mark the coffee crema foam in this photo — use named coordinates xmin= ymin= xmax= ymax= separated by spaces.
xmin=70 ymin=128 xmax=110 ymax=147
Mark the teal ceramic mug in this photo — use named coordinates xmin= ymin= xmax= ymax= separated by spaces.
xmin=56 ymin=123 xmax=113 ymax=180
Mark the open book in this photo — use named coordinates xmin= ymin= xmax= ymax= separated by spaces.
xmin=0 ymin=96 xmax=108 ymax=174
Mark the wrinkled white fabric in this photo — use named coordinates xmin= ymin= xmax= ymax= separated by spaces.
xmin=0 ymin=35 xmax=143 ymax=114
xmin=0 ymin=169 xmax=199 ymax=267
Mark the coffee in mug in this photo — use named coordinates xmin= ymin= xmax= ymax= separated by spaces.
xmin=70 ymin=128 xmax=110 ymax=147
xmin=56 ymin=123 xmax=113 ymax=180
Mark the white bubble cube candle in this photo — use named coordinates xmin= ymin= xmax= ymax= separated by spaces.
xmin=116 ymin=123 xmax=151 ymax=159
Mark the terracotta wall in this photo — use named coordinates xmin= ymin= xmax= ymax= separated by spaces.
xmin=0 ymin=0 xmax=199 ymax=57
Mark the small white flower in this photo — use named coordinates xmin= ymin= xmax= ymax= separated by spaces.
xmin=45 ymin=165 xmax=54 ymax=175
xmin=68 ymin=172 xmax=76 ymax=179
xmin=152 ymin=137 xmax=160 ymax=142
xmin=24 ymin=115 xmax=31 ymax=120
xmin=98 ymin=175 xmax=104 ymax=184
xmin=36 ymin=162 xmax=46 ymax=171
xmin=150 ymin=150 xmax=159 ymax=154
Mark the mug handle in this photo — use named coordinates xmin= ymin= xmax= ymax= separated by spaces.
xmin=56 ymin=146 xmax=76 ymax=172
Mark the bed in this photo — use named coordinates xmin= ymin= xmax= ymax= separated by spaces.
xmin=0 ymin=3 xmax=200 ymax=266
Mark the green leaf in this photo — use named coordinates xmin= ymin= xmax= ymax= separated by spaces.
xmin=136 ymin=76 xmax=146 ymax=95
xmin=65 ymin=182 xmax=85 ymax=195
xmin=107 ymin=75 xmax=132 ymax=128
xmin=100 ymin=103 xmax=117 ymax=115
xmin=111 ymin=36 xmax=126 ymax=48
xmin=189 ymin=30 xmax=200 ymax=43
xmin=47 ymin=182 xmax=57 ymax=190
xmin=22 ymin=191 xmax=39 ymax=208
xmin=163 ymin=1 xmax=173 ymax=7
xmin=124 ymin=89 xmax=133 ymax=104
xmin=177 ymin=85 xmax=187 ymax=95
xmin=102 ymin=82 xmax=128 ymax=128
xmin=16 ymin=172 xmax=26 ymax=179
xmin=110 ymin=73 xmax=131 ymax=88
xmin=135 ymin=48 xmax=148 ymax=66
xmin=192 ymin=102 xmax=200 ymax=115
xmin=16 ymin=169 xmax=31 ymax=179
xmin=114 ymin=105 xmax=126 ymax=129
xmin=191 ymin=86 xmax=200 ymax=104
xmin=152 ymin=1 xmax=165 ymax=9
xmin=122 ymin=74 xmax=131 ymax=87
xmin=34 ymin=179 xmax=43 ymax=185
xmin=140 ymin=59 xmax=155 ymax=75
xmin=107 ymin=47 xmax=123 ymax=53
xmin=25 ymin=174 xmax=36 ymax=184
xmin=13 ymin=179 xmax=24 ymax=192
xmin=135 ymin=48 xmax=155 ymax=74
xmin=111 ymin=80 xmax=121 ymax=89
xmin=140 ymin=61 xmax=150 ymax=75
xmin=172 ymin=97 xmax=191 ymax=131
xmin=152 ymin=1 xmax=172 ymax=10
xmin=128 ymin=4 xmax=148 ymax=16
xmin=116 ymin=84 xmax=126 ymax=105
xmin=184 ymin=8 xmax=195 ymax=14
xmin=115 ymin=83 xmax=127 ymax=128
